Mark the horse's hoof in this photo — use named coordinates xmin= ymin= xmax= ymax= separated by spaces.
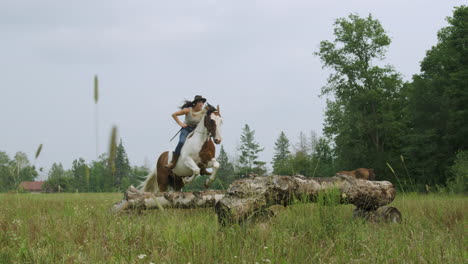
xmin=200 ymin=168 xmax=212 ymax=176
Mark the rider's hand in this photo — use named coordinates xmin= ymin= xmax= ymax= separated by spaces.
xmin=181 ymin=123 xmax=188 ymax=128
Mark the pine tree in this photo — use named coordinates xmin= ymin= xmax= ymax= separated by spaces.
xmin=272 ymin=131 xmax=292 ymax=175
xmin=215 ymin=145 xmax=235 ymax=187
xmin=238 ymin=124 xmax=265 ymax=176
xmin=114 ymin=139 xmax=131 ymax=190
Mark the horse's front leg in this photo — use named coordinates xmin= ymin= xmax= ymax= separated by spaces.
xmin=205 ymin=158 xmax=220 ymax=189
xmin=183 ymin=157 xmax=201 ymax=184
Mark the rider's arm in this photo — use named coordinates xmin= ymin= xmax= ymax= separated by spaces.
xmin=172 ymin=108 xmax=190 ymax=128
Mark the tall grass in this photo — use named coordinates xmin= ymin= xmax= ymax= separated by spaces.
xmin=0 ymin=193 xmax=465 ymax=263
xmin=94 ymin=75 xmax=99 ymax=159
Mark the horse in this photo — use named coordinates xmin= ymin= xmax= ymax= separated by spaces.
xmin=139 ymin=104 xmax=223 ymax=192
xmin=337 ymin=168 xmax=376 ymax=180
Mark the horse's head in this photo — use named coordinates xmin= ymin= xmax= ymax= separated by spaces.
xmin=204 ymin=104 xmax=223 ymax=144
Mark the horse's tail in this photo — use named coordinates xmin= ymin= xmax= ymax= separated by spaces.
xmin=138 ymin=169 xmax=158 ymax=193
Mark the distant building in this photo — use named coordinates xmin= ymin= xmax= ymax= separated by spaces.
xmin=19 ymin=181 xmax=45 ymax=193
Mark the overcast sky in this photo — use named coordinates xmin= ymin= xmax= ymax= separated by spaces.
xmin=1 ymin=0 xmax=465 ymax=179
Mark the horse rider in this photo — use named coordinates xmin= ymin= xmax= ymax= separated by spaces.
xmin=165 ymin=95 xmax=207 ymax=170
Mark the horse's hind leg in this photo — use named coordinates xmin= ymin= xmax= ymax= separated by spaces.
xmin=155 ymin=151 xmax=171 ymax=192
xmin=157 ymin=176 xmax=168 ymax=192
xmin=157 ymin=167 xmax=170 ymax=192
xmin=172 ymin=175 xmax=184 ymax=191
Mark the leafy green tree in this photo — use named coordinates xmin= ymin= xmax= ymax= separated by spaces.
xmin=238 ymin=124 xmax=265 ymax=176
xmin=10 ymin=152 xmax=38 ymax=188
xmin=0 ymin=151 xmax=9 ymax=165
xmin=290 ymin=151 xmax=311 ymax=176
xmin=89 ymin=156 xmax=110 ymax=192
xmin=44 ymin=163 xmax=72 ymax=192
xmin=403 ymin=6 xmax=468 ymax=186
xmin=316 ymin=14 xmax=405 ymax=179
xmin=0 ymin=151 xmax=13 ymax=191
xmin=0 ymin=151 xmax=38 ymax=191
xmin=272 ymin=132 xmax=293 ymax=175
xmin=447 ymin=150 xmax=468 ymax=193
xmin=48 ymin=163 xmax=65 ymax=179
xmin=71 ymin=158 xmax=88 ymax=192
xmin=130 ymin=165 xmax=149 ymax=188
xmin=311 ymin=138 xmax=336 ymax=177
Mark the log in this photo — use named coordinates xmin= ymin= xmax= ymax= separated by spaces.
xmin=353 ymin=206 xmax=402 ymax=223
xmin=113 ymin=175 xmax=400 ymax=225
xmin=112 ymin=186 xmax=225 ymax=213
xmin=214 ymin=174 xmax=397 ymax=224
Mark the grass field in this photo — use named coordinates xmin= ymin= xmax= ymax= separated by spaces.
xmin=0 ymin=192 xmax=466 ymax=263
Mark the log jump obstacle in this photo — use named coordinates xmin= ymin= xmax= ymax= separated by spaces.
xmin=113 ymin=174 xmax=402 ymax=224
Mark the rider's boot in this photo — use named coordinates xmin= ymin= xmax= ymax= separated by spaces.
xmin=165 ymin=153 xmax=180 ymax=170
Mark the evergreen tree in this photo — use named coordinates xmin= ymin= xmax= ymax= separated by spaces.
xmin=238 ymin=124 xmax=265 ymax=176
xmin=114 ymin=139 xmax=131 ymax=190
xmin=272 ymin=131 xmax=293 ymax=175
xmin=213 ymin=145 xmax=235 ymax=188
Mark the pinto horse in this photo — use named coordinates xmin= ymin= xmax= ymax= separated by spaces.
xmin=139 ymin=104 xmax=223 ymax=192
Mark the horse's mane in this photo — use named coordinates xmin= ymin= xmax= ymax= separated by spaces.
xmin=205 ymin=103 xmax=217 ymax=115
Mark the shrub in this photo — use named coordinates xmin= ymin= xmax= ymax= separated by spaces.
xmin=447 ymin=151 xmax=468 ymax=194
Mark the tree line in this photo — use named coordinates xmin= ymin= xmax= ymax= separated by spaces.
xmin=311 ymin=6 xmax=468 ymax=192
xmin=1 ymin=7 xmax=466 ymax=193
xmin=0 ymin=126 xmax=331 ymax=193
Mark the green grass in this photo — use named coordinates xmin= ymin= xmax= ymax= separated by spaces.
xmin=0 ymin=193 xmax=466 ymax=263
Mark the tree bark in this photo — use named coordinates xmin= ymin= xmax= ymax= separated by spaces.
xmin=113 ymin=175 xmax=400 ymax=225
xmin=214 ymin=174 xmax=397 ymax=224
xmin=112 ymin=186 xmax=225 ymax=213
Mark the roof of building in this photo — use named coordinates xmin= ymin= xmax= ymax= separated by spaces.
xmin=19 ymin=181 xmax=45 ymax=191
